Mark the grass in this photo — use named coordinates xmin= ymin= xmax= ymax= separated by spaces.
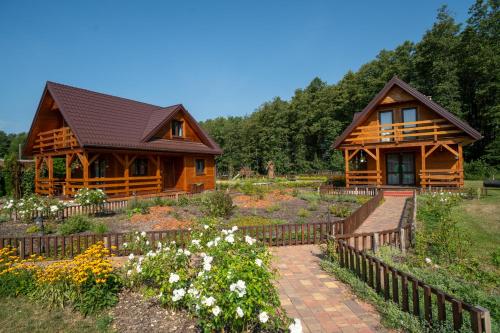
xmin=229 ymin=215 xmax=286 ymax=227
xmin=0 ymin=296 xmax=112 ymax=333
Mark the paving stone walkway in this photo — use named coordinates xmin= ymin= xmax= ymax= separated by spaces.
xmin=272 ymin=245 xmax=387 ymax=333
xmin=354 ymin=196 xmax=407 ymax=233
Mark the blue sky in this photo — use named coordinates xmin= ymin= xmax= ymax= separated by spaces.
xmin=0 ymin=0 xmax=473 ymax=133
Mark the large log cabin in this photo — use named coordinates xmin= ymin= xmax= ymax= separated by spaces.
xmin=332 ymin=77 xmax=482 ymax=188
xmin=23 ymin=82 xmax=222 ymax=197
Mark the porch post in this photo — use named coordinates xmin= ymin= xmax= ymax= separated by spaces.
xmin=344 ymin=148 xmax=350 ymax=188
xmin=420 ymin=145 xmax=426 ymax=188
xmin=34 ymin=156 xmax=40 ymax=195
xmin=124 ymin=154 xmax=130 ymax=196
xmin=156 ymin=155 xmax=161 ymax=193
xmin=376 ymin=147 xmax=381 ymax=188
xmin=47 ymin=155 xmax=54 ymax=196
xmin=458 ymin=144 xmax=464 ymax=187
xmin=65 ymin=153 xmax=72 ymax=196
xmin=82 ymin=152 xmax=89 ymax=188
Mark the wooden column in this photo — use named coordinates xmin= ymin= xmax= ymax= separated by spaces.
xmin=82 ymin=153 xmax=89 ymax=188
xmin=156 ymin=155 xmax=161 ymax=193
xmin=344 ymin=148 xmax=350 ymax=188
xmin=420 ymin=145 xmax=426 ymax=188
xmin=34 ymin=156 xmax=40 ymax=194
xmin=65 ymin=153 xmax=72 ymax=196
xmin=375 ymin=147 xmax=381 ymax=187
xmin=124 ymin=154 xmax=129 ymax=196
xmin=47 ymin=156 xmax=54 ymax=196
xmin=458 ymin=144 xmax=464 ymax=187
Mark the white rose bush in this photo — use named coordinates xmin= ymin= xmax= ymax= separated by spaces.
xmin=1 ymin=195 xmax=68 ymax=222
xmin=123 ymin=218 xmax=292 ymax=332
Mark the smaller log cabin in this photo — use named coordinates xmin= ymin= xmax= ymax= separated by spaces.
xmin=23 ymin=82 xmax=222 ymax=197
xmin=332 ymin=77 xmax=482 ymax=188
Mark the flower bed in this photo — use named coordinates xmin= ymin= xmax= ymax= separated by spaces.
xmin=123 ymin=220 xmax=299 ymax=332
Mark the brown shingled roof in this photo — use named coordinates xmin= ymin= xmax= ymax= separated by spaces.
xmin=331 ymin=77 xmax=482 ymax=149
xmin=26 ymin=81 xmax=222 ymax=155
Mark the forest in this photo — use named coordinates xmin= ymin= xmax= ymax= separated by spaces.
xmin=200 ymin=1 xmax=499 ymax=177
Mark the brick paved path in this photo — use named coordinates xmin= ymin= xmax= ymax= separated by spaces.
xmin=272 ymin=245 xmax=386 ymax=333
xmin=354 ymin=197 xmax=406 ymax=233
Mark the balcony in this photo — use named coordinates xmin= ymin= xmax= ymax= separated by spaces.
xmin=33 ymin=127 xmax=78 ymax=153
xmin=420 ymin=169 xmax=463 ymax=187
xmin=345 ymin=119 xmax=462 ymax=145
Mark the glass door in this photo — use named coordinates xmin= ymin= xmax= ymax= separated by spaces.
xmin=386 ymin=153 xmax=415 ymax=186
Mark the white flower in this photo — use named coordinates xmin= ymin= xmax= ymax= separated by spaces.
xmin=212 ymin=306 xmax=221 ymax=316
xmin=225 ymin=234 xmax=235 ymax=244
xmin=203 ymin=263 xmax=212 ymax=271
xmin=136 ymin=265 xmax=142 ymax=273
xmin=201 ymin=296 xmax=215 ymax=307
xmin=123 ymin=242 xmax=128 ymax=248
xmin=245 ymin=235 xmax=256 ymax=245
xmin=141 ymin=231 xmax=147 ymax=237
xmin=259 ymin=311 xmax=269 ymax=323
xmin=169 ymin=273 xmax=180 ymax=283
xmin=50 ymin=205 xmax=59 ymax=212
xmin=203 ymin=255 xmax=213 ymax=265
xmin=231 ymin=226 xmax=238 ymax=232
xmin=236 ymin=280 xmax=246 ymax=290
xmin=128 ymin=253 xmax=135 ymax=260
xmin=157 ymin=241 xmax=162 ymax=249
xmin=222 ymin=229 xmax=230 ymax=235
xmin=207 ymin=241 xmax=214 ymax=248
xmin=127 ymin=270 xmax=132 ymax=276
xmin=191 ymin=239 xmax=201 ymax=247
xmin=203 ymin=224 xmax=209 ymax=230
xmin=136 ymin=236 xmax=140 ymax=241
xmin=184 ymin=249 xmax=191 ymax=256
xmin=236 ymin=306 xmax=244 ymax=318
xmin=289 ymin=319 xmax=302 ymax=333
xmin=187 ymin=287 xmax=199 ymax=298
xmin=145 ymin=240 xmax=150 ymax=246
xmin=172 ymin=288 xmax=186 ymax=302
xmin=255 ymin=258 xmax=263 ymax=267
xmin=425 ymin=257 xmax=432 ymax=264
xmin=230 ymin=280 xmax=246 ymax=297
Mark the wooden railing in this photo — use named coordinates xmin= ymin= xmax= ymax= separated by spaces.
xmin=336 ymin=240 xmax=491 ymax=333
xmin=320 ymin=186 xmax=379 ymax=196
xmin=33 ymin=127 xmax=78 ymax=152
xmin=0 ymin=221 xmax=337 ymax=260
xmin=335 ymin=190 xmax=385 ymax=234
xmin=346 ymin=119 xmax=462 ymax=145
xmin=345 ymin=170 xmax=381 ymax=186
xmin=65 ymin=176 xmax=162 ymax=196
xmin=420 ymin=169 xmax=463 ymax=187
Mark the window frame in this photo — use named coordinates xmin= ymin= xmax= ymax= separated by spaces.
xmin=132 ymin=158 xmax=149 ymax=177
xmin=378 ymin=110 xmax=394 ymax=142
xmin=195 ymin=158 xmax=205 ymax=175
xmin=171 ymin=120 xmax=184 ymax=137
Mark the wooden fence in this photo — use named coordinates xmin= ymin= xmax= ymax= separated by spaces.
xmin=1 ymin=221 xmax=337 ymax=260
xmin=337 ymin=240 xmax=491 ymax=333
xmin=320 ymin=185 xmax=379 ymax=196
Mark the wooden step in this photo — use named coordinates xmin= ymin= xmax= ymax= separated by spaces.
xmin=384 ymin=190 xmax=414 ymax=197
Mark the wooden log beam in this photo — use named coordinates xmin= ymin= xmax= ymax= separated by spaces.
xmin=425 ymin=143 xmax=441 ymax=159
xmin=344 ymin=149 xmax=350 ymax=188
xmin=421 ymin=145 xmax=426 ymax=188
xmin=375 ymin=147 xmax=381 ymax=187
xmin=441 ymin=143 xmax=459 ymax=157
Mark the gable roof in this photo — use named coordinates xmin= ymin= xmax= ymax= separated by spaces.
xmin=25 ymin=81 xmax=222 ymax=155
xmin=332 ymin=77 xmax=482 ymax=149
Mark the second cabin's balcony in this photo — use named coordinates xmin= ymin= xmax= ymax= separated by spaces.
xmin=345 ymin=119 xmax=461 ymax=146
xmin=33 ymin=127 xmax=78 ymax=153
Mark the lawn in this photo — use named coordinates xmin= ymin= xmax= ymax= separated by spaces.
xmin=0 ymin=296 xmax=112 ymax=333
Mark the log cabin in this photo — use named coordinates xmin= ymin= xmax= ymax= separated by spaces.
xmin=23 ymin=81 xmax=222 ymax=197
xmin=332 ymin=77 xmax=482 ymax=188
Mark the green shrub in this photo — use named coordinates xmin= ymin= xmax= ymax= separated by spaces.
xmin=58 ymin=215 xmax=93 ymax=235
xmin=265 ymin=204 xmax=280 ymax=213
xmin=26 ymin=225 xmax=41 ymax=234
xmin=491 ymin=249 xmax=500 ymax=267
xmin=123 ymin=224 xmax=291 ymax=331
xmin=298 ymin=192 xmax=320 ymax=203
xmin=328 ymin=205 xmax=352 ymax=217
xmin=464 ymin=159 xmax=496 ymax=180
xmin=178 ymin=195 xmax=191 ymax=207
xmin=91 ymin=222 xmax=109 ymax=234
xmin=201 ymin=191 xmax=235 ymax=218
xmin=297 ymin=208 xmax=310 ymax=218
xmin=74 ymin=188 xmax=107 ymax=207
xmin=307 ymin=202 xmax=319 ymax=211
xmin=230 ymin=215 xmax=285 ymax=227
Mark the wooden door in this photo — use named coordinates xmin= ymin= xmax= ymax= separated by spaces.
xmin=162 ymin=158 xmax=176 ymax=189
xmin=386 ymin=153 xmax=415 ymax=186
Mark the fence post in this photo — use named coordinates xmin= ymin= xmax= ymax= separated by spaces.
xmin=400 ymin=228 xmax=406 ymax=254
xmin=19 ymin=239 xmax=25 ymax=259
xmin=476 ymin=306 xmax=491 ymax=333
xmin=372 ymin=232 xmax=379 ymax=252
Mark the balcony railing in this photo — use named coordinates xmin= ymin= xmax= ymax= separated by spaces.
xmin=65 ymin=176 xmax=162 ymax=196
xmin=345 ymin=119 xmax=462 ymax=145
xmin=33 ymin=127 xmax=78 ymax=152
xmin=346 ymin=170 xmax=381 ymax=186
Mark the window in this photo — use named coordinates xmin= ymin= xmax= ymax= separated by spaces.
xmin=379 ymin=110 xmax=393 ymax=142
xmin=172 ymin=120 xmax=183 ymax=137
xmin=402 ymin=108 xmax=417 ymax=140
xmin=195 ymin=159 xmax=205 ymax=175
xmin=133 ymin=158 xmax=148 ymax=176
xmin=91 ymin=159 xmax=107 ymax=178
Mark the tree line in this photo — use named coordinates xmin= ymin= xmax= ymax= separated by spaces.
xmin=200 ymin=1 xmax=499 ymax=177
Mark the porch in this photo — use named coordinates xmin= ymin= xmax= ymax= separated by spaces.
xmin=343 ymin=141 xmax=464 ymax=188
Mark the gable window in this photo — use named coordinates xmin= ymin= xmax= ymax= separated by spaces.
xmin=195 ymin=159 xmax=205 ymax=175
xmin=172 ymin=120 xmax=183 ymax=137
xmin=379 ymin=110 xmax=393 ymax=142
xmin=133 ymin=158 xmax=148 ymax=176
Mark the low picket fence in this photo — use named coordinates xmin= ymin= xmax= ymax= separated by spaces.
xmin=337 ymin=239 xmax=491 ymax=333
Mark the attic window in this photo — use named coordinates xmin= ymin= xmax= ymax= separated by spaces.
xmin=172 ymin=120 xmax=183 ymax=137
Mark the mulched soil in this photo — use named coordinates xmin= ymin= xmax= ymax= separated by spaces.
xmin=111 ymin=291 xmax=198 ymax=333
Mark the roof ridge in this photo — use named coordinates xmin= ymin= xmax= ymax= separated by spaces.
xmin=46 ymin=81 xmax=169 ymax=109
